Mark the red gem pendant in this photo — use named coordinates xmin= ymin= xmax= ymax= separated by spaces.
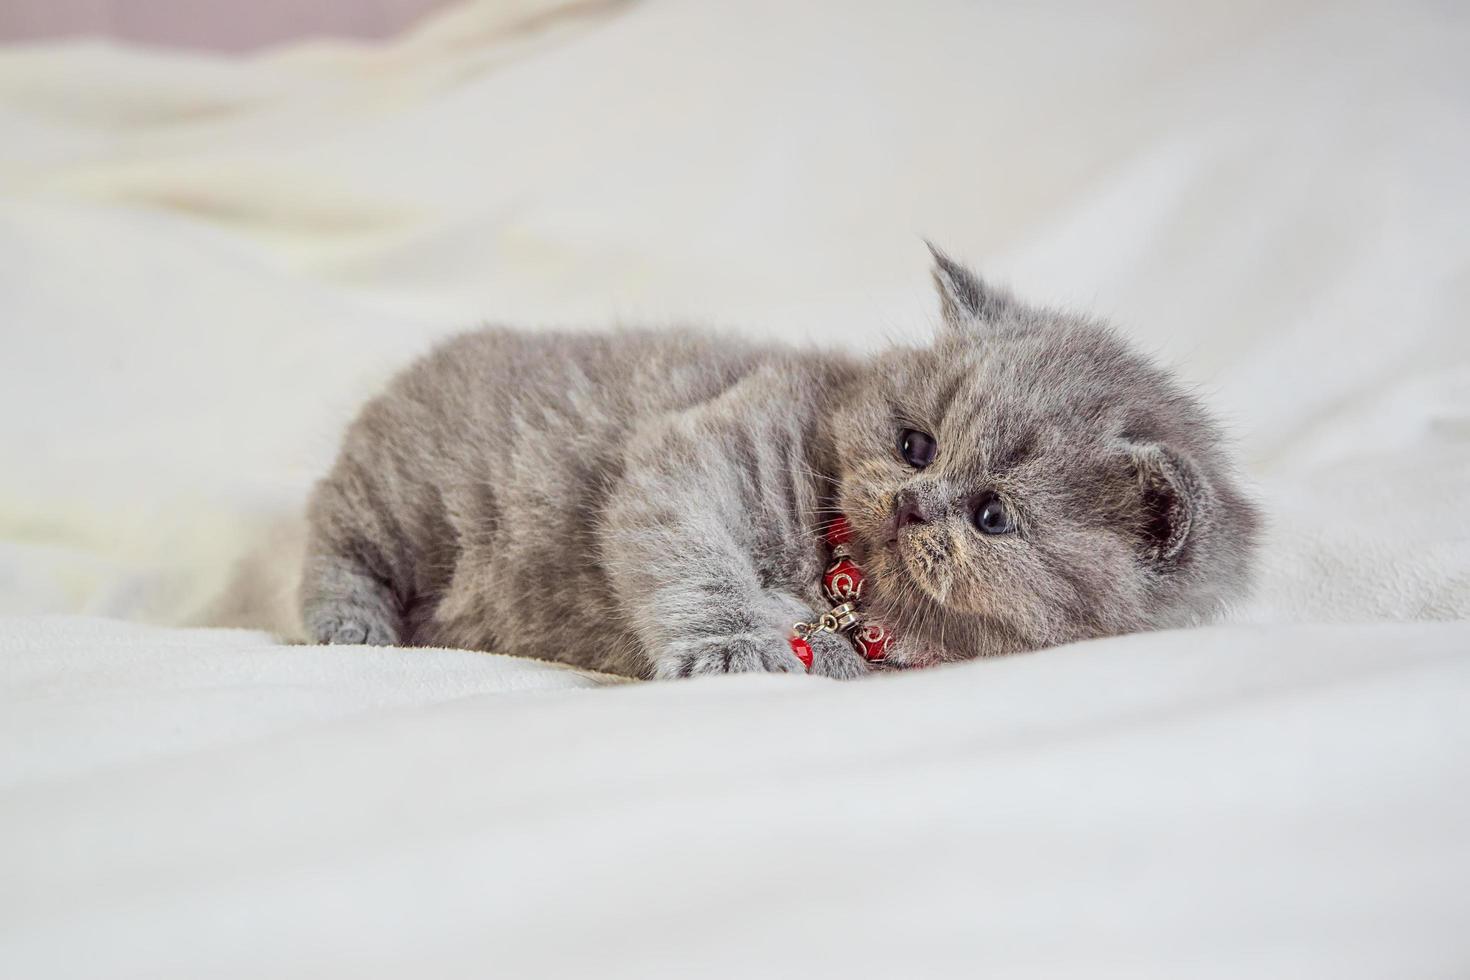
xmin=788 ymin=635 xmax=814 ymax=670
xmin=823 ymin=557 xmax=865 ymax=604
xmin=854 ymin=623 xmax=892 ymax=662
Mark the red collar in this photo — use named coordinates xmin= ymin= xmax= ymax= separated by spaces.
xmin=788 ymin=516 xmax=893 ymax=670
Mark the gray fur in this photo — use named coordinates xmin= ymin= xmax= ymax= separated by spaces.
xmin=300 ymin=248 xmax=1260 ymax=677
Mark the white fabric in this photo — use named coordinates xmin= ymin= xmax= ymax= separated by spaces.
xmin=2 ymin=0 xmax=1468 ymax=975
xmin=6 ymin=615 xmax=1469 ymax=977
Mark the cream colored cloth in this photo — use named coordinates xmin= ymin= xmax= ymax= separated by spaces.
xmin=2 ymin=0 xmax=1469 ymax=975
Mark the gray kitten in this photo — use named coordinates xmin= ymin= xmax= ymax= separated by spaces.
xmin=300 ymin=247 xmax=1259 ymax=678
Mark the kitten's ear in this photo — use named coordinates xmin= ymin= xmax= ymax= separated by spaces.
xmin=926 ymin=241 xmax=1011 ymax=328
xmin=1120 ymin=441 xmax=1208 ymax=566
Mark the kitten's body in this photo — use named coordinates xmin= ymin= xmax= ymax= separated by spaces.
xmin=302 ymin=250 xmax=1258 ymax=678
xmin=304 ymin=327 xmax=864 ymax=677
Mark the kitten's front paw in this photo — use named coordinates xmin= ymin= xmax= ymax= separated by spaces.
xmin=806 ymin=632 xmax=870 ymax=680
xmin=657 ymin=632 xmax=808 ymax=678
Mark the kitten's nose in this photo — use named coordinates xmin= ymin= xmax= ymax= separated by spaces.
xmin=895 ymin=495 xmax=928 ymax=530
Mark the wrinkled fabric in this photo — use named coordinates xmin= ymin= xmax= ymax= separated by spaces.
xmin=2 ymin=0 xmax=1468 ymax=975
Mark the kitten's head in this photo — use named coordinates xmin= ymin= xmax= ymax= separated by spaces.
xmin=826 ymin=246 xmax=1259 ymax=666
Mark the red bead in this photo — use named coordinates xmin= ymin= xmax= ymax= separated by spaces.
xmin=824 ymin=516 xmax=853 ymax=547
xmin=788 ymin=635 xmax=813 ymax=670
xmin=855 ymin=623 xmax=892 ymax=662
xmin=822 ymin=557 xmax=865 ymax=604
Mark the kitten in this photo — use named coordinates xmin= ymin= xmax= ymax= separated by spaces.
xmin=300 ymin=247 xmax=1259 ymax=678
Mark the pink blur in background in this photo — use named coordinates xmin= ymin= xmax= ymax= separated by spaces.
xmin=0 ymin=0 xmax=456 ymax=51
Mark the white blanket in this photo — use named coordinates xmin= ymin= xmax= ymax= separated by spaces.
xmin=3 ymin=0 xmax=1468 ymax=975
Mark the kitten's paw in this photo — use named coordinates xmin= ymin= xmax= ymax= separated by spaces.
xmin=657 ymin=632 xmax=808 ymax=678
xmin=307 ymin=610 xmax=399 ymax=647
xmin=807 ymin=633 xmax=871 ymax=680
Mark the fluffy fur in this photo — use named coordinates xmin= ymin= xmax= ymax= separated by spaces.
xmin=300 ymin=247 xmax=1259 ymax=678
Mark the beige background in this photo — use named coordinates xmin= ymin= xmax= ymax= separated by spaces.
xmin=3 ymin=1 xmax=1469 ymax=975
xmin=0 ymin=0 xmax=455 ymax=50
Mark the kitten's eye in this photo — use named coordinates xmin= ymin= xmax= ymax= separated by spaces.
xmin=899 ymin=429 xmax=937 ymax=468
xmin=974 ymin=495 xmax=1015 ymax=535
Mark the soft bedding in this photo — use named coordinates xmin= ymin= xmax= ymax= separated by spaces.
xmin=2 ymin=0 xmax=1468 ymax=976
